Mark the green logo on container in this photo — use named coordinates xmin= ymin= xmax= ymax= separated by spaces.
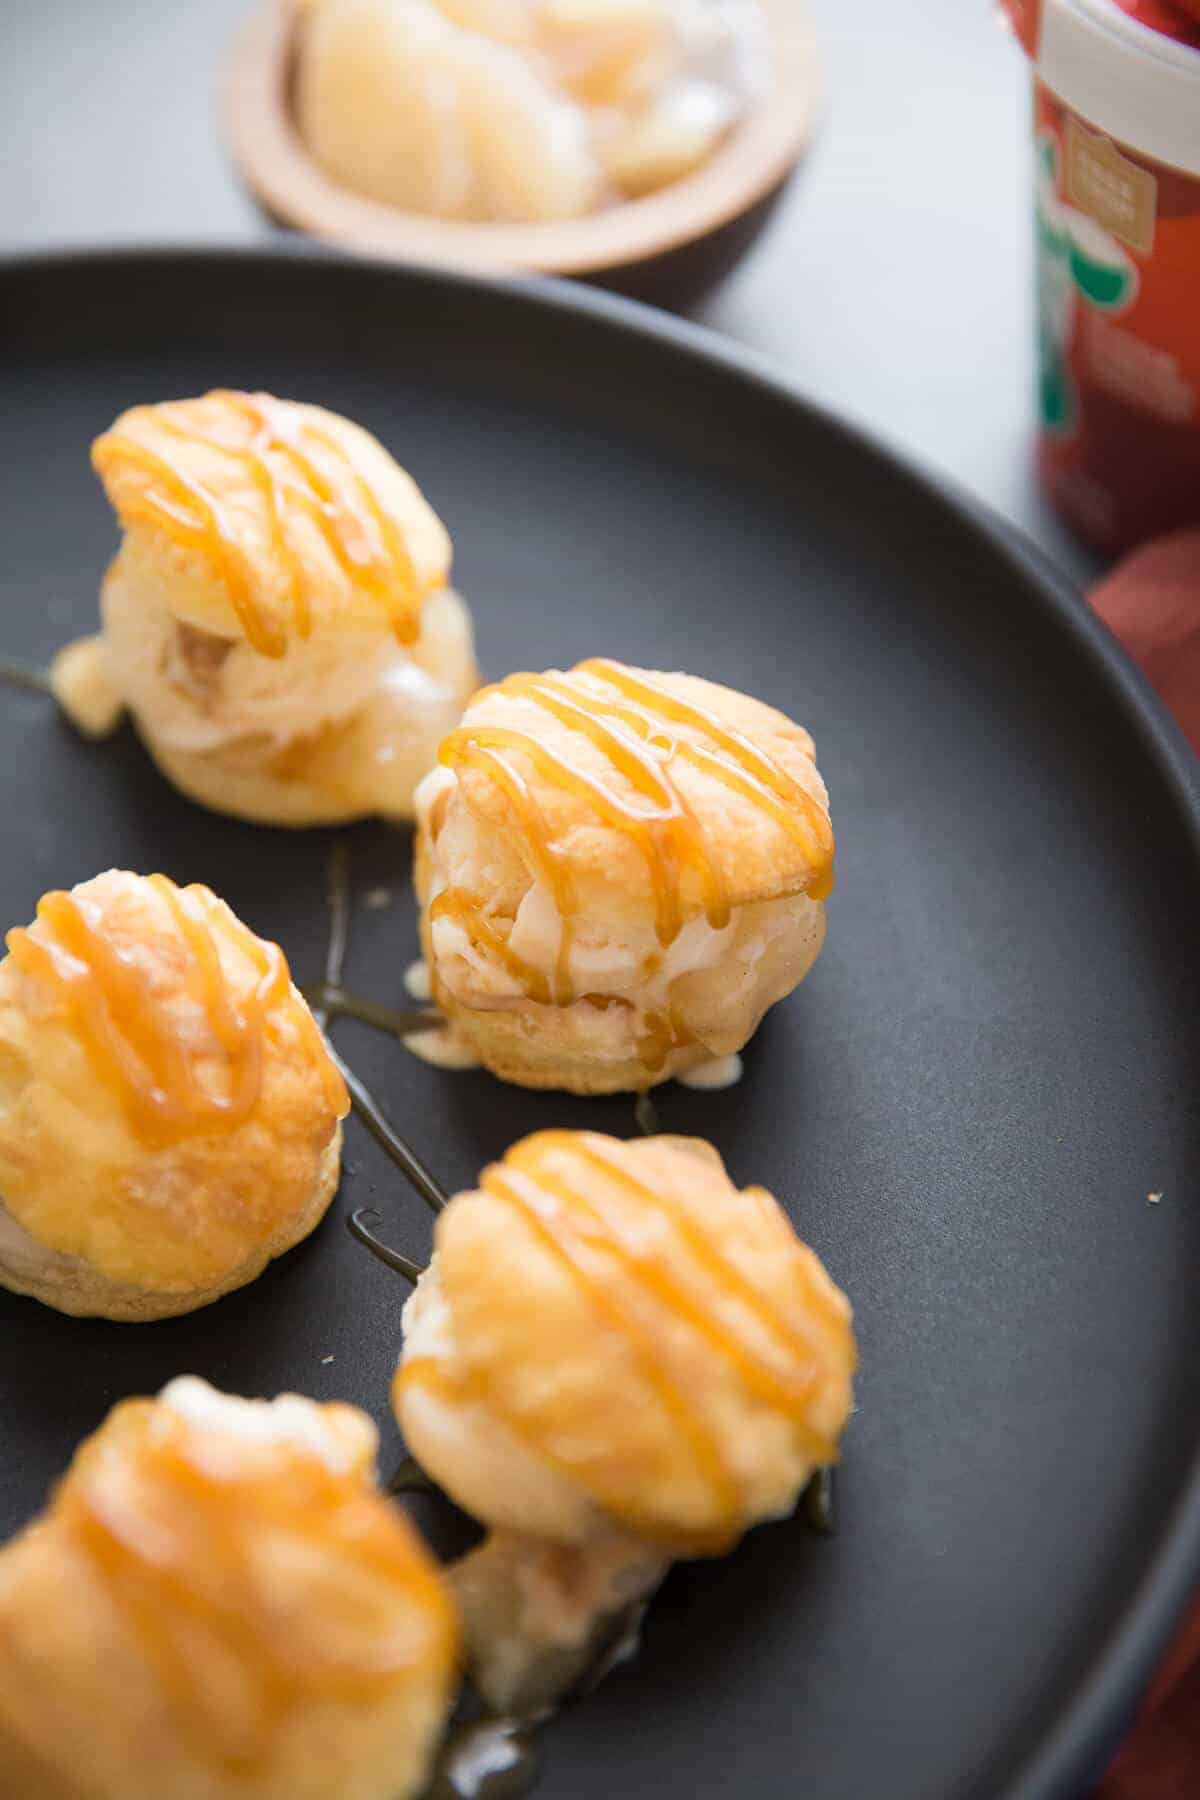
xmin=1034 ymin=133 xmax=1140 ymax=434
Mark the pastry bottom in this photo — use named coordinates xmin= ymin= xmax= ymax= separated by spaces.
xmin=424 ymin=897 xmax=826 ymax=1096
xmin=0 ymin=1124 xmax=342 ymax=1322
xmin=139 ymin=659 xmax=475 ymax=828
xmin=116 ymin=584 xmax=479 ymax=827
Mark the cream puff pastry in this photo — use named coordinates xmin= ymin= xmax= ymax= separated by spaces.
xmin=414 ymin=658 xmax=833 ymax=1092
xmin=0 ymin=870 xmax=348 ymax=1320
xmin=0 ymin=1378 xmax=458 ymax=1800
xmin=63 ymin=390 xmax=477 ymax=825
xmin=394 ymin=1130 xmax=855 ymax=1709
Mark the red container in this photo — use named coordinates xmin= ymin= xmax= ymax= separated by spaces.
xmin=1003 ymin=0 xmax=1200 ymax=553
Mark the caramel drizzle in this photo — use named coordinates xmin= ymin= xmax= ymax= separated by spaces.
xmin=564 ymin=1134 xmax=840 ymax=1459
xmin=400 ymin=1134 xmax=848 ymax=1549
xmin=580 ymin=661 xmax=834 ymax=899
xmin=487 ymin=1159 xmax=741 ymax=1537
xmin=92 ymin=391 xmax=422 ymax=659
xmin=6 ymin=876 xmax=346 ymax=1145
xmin=401 ymin=1181 xmax=741 ymax=1554
xmin=635 ymin=1005 xmax=692 ymax=1075
xmin=475 ymin=744 xmax=577 ymax=1005
xmin=434 ymin=661 xmax=834 ymax=1014
xmin=430 ymin=889 xmax=552 ymax=1006
xmin=63 ymin=1407 xmax=450 ymax=1777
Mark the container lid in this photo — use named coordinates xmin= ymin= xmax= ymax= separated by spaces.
xmin=1003 ymin=0 xmax=1200 ymax=176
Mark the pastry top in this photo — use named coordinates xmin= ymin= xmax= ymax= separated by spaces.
xmin=396 ymin=1131 xmax=855 ymax=1552
xmin=0 ymin=1380 xmax=457 ymax=1800
xmin=429 ymin=660 xmax=834 ymax=946
xmin=0 ymin=871 xmax=347 ymax=1292
xmin=92 ymin=392 xmax=453 ymax=657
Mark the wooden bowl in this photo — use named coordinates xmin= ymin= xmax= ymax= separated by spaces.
xmin=223 ymin=0 xmax=820 ymax=306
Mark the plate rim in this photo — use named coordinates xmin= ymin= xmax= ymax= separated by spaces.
xmin=3 ymin=240 xmax=1198 ymax=1800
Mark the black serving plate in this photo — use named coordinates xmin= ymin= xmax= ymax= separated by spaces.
xmin=1 ymin=248 xmax=1198 ymax=1800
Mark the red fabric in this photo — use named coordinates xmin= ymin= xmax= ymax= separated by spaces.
xmin=1096 ymin=1603 xmax=1200 ymax=1796
xmin=1163 ymin=0 xmax=1200 ymax=28
xmin=1090 ymin=531 xmax=1198 ymax=1795
xmin=1090 ymin=531 xmax=1200 ymax=754
xmin=1112 ymin=0 xmax=1200 ymax=44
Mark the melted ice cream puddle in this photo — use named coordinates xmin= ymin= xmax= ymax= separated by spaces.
xmin=405 ymin=957 xmax=434 ymax=1002
xmin=49 ymin=636 xmax=124 ymax=739
xmin=404 ymin=1023 xmax=482 ymax=1070
xmin=677 ymin=1052 xmax=743 ymax=1090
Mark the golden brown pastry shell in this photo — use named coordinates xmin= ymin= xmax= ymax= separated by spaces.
xmin=92 ymin=392 xmax=452 ymax=648
xmin=0 ymin=1384 xmax=458 ymax=1800
xmin=0 ymin=872 xmax=347 ymax=1318
xmin=396 ymin=1131 xmax=856 ymax=1552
